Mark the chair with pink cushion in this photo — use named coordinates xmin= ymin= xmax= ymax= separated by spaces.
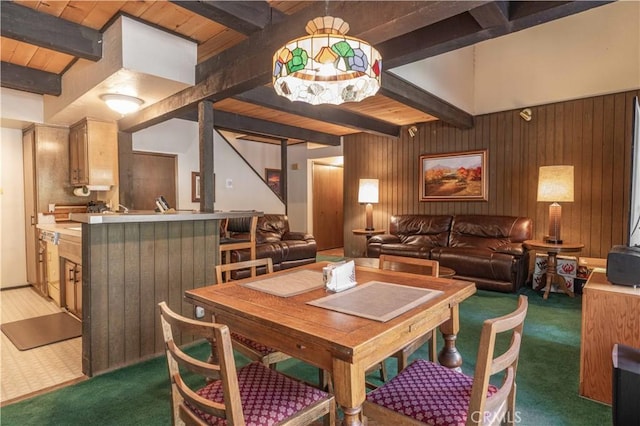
xmin=158 ymin=301 xmax=335 ymax=426
xmin=364 ymin=295 xmax=528 ymax=426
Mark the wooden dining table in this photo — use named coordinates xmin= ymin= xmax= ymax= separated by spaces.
xmin=184 ymin=262 xmax=476 ymax=426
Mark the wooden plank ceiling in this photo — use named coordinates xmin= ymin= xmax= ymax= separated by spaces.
xmin=0 ymin=0 xmax=611 ymax=144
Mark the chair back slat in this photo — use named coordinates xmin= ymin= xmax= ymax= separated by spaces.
xmin=467 ymin=295 xmax=528 ymax=426
xmin=378 ymin=254 xmax=439 ymax=277
xmin=158 ymin=302 xmax=245 ymax=425
xmin=215 ymin=257 xmax=273 ymax=283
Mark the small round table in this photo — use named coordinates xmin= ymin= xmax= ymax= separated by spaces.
xmin=524 ymin=240 xmax=584 ymax=299
xmin=353 ymin=257 xmax=456 ymax=278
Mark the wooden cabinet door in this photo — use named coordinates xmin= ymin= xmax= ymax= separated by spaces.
xmin=312 ymin=163 xmax=344 ymax=250
xmin=23 ymin=129 xmax=39 ymax=286
xmin=69 ymin=123 xmax=87 ymax=185
xmin=75 ymin=264 xmax=82 ymax=319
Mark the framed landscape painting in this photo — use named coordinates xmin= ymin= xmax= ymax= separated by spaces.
xmin=265 ymin=168 xmax=282 ymax=197
xmin=419 ymin=150 xmax=488 ymax=201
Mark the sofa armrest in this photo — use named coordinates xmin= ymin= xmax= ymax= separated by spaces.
xmin=283 ymin=231 xmax=315 ymax=243
xmin=495 ymin=242 xmax=525 ymax=257
xmin=368 ymin=234 xmax=401 ymax=244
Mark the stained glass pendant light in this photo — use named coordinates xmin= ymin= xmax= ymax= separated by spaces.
xmin=273 ymin=16 xmax=382 ymax=105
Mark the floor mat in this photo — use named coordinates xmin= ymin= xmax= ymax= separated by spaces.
xmin=1 ymin=312 xmax=81 ymax=351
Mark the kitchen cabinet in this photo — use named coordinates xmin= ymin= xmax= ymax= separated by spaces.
xmin=64 ymin=260 xmax=82 ymax=319
xmin=23 ymin=125 xmax=78 ymax=293
xmin=45 ymin=240 xmax=61 ymax=306
xmin=69 ymin=118 xmax=118 ymax=187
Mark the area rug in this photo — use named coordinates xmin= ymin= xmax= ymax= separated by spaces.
xmin=1 ymin=312 xmax=81 ymax=351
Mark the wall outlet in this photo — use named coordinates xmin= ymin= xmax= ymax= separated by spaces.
xmin=225 ymin=178 xmax=233 ymax=188
xmin=195 ymin=306 xmax=205 ymax=319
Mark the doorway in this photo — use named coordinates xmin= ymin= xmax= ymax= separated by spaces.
xmin=312 ymin=162 xmax=344 ymax=251
xmin=130 ymin=152 xmax=177 ymax=210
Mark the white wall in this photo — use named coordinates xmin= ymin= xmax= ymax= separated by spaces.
xmin=474 ymin=0 xmax=640 ymax=114
xmin=226 ymin=134 xmax=282 ymax=178
xmin=133 ymin=118 xmax=200 ymax=210
xmin=132 ymin=119 xmax=284 ymax=215
xmin=391 ymin=46 xmax=475 ymax=114
xmin=392 ymin=1 xmax=640 ymax=115
xmin=1 ymin=127 xmax=28 ymax=288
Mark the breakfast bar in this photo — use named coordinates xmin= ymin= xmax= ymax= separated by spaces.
xmin=68 ymin=210 xmax=260 ymax=376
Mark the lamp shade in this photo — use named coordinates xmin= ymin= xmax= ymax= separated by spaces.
xmin=272 ymin=16 xmax=381 ymax=105
xmin=358 ymin=179 xmax=379 ymax=204
xmin=537 ymin=166 xmax=574 ymax=202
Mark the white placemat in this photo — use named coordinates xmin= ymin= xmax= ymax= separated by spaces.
xmin=240 ymin=269 xmax=325 ymax=297
xmin=307 ymin=281 xmax=443 ymax=322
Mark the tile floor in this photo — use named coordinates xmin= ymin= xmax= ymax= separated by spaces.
xmin=0 ymin=287 xmax=84 ymax=406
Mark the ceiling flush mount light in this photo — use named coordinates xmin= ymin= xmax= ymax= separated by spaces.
xmin=273 ymin=16 xmax=382 ymax=105
xmin=100 ymin=94 xmax=144 ymax=115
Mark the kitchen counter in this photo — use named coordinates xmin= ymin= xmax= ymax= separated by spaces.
xmin=69 ymin=210 xmax=261 ymax=224
xmin=37 ymin=223 xmax=82 ymax=238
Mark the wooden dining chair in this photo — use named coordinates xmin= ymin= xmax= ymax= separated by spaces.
xmin=219 ymin=215 xmax=258 ymax=281
xmin=379 ymin=255 xmax=439 ymax=371
xmin=364 ymin=295 xmax=529 ymax=426
xmin=214 ymin=258 xmax=292 ymax=369
xmin=158 ymin=302 xmax=336 ymax=426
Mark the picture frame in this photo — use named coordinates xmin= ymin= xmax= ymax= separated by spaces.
xmin=192 ymin=171 xmax=216 ymax=203
xmin=191 ymin=171 xmax=200 ymax=202
xmin=265 ymin=168 xmax=282 ymax=197
xmin=419 ymin=149 xmax=488 ymax=201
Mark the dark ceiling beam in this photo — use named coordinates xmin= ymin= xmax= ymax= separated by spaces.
xmin=0 ymin=2 xmax=102 ymax=61
xmin=118 ymin=2 xmax=488 ymax=132
xmin=179 ymin=108 xmax=341 ymax=146
xmin=381 ymin=1 xmax=612 ymax=69
xmin=170 ymin=1 xmax=285 ymax=35
xmin=380 ymin=73 xmax=473 ymax=129
xmin=469 ymin=1 xmax=510 ymax=28
xmin=235 ymin=86 xmax=400 ymax=138
xmin=0 ymin=62 xmax=61 ymax=96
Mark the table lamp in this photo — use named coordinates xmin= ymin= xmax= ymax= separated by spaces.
xmin=358 ymin=179 xmax=379 ymax=231
xmin=537 ymin=165 xmax=574 ymax=244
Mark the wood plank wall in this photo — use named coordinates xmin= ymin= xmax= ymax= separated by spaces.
xmin=82 ymin=220 xmax=218 ymax=376
xmin=344 ymin=90 xmax=640 ymax=259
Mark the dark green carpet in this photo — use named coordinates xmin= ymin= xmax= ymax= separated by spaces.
xmin=1 ymin=287 xmax=610 ymax=425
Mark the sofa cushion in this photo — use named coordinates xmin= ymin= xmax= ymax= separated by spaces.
xmin=449 ymin=215 xmax=532 ymax=249
xmin=256 ymin=214 xmax=290 ymax=243
xmin=379 ymin=244 xmax=432 ymax=259
xmin=431 ymin=247 xmax=515 ymax=283
xmin=389 ymin=215 xmax=453 ymax=247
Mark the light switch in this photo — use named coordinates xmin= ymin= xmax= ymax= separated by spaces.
xmin=225 ymin=178 xmax=233 ymax=188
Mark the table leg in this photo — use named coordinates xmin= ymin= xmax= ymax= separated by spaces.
xmin=333 ymin=359 xmax=366 ymax=426
xmin=438 ymin=304 xmax=462 ymax=371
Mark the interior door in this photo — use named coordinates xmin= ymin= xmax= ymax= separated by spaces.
xmin=312 ymin=163 xmax=344 ymax=250
xmin=130 ymin=152 xmax=177 ymax=210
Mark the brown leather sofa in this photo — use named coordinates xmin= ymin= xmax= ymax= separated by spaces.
xmin=229 ymin=214 xmax=317 ymax=279
xmin=366 ymin=214 xmax=533 ymax=292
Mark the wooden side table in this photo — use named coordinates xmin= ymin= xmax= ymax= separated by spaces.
xmin=352 ymin=229 xmax=385 ymax=257
xmin=524 ymin=240 xmax=584 ymax=299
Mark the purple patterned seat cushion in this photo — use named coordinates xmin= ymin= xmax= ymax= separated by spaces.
xmin=366 ymin=359 xmax=497 ymax=426
xmin=231 ymin=332 xmax=278 ymax=356
xmin=187 ymin=362 xmax=329 ymax=425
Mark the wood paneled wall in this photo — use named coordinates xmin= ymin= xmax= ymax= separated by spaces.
xmin=344 ymin=90 xmax=640 ymax=259
xmin=82 ymin=220 xmax=218 ymax=376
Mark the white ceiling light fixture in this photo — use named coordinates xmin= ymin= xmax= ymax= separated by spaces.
xmin=100 ymin=93 xmax=144 ymax=115
xmin=272 ymin=16 xmax=382 ymax=106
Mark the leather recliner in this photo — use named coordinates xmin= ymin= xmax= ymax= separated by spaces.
xmin=230 ymin=214 xmax=317 ymax=279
